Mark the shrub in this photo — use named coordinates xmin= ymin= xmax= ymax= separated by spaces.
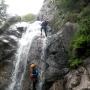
xmin=69 ymin=15 xmax=90 ymax=68
xmin=53 ymin=0 xmax=90 ymax=69
xmin=65 ymin=13 xmax=79 ymax=22
xmin=21 ymin=13 xmax=36 ymax=22
xmin=69 ymin=58 xmax=82 ymax=69
xmin=79 ymin=5 xmax=90 ymax=17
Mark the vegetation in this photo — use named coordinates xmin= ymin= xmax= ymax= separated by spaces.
xmin=51 ymin=0 xmax=90 ymax=68
xmin=21 ymin=13 xmax=36 ymax=22
xmin=0 ymin=0 xmax=8 ymax=24
xmin=69 ymin=6 xmax=90 ymax=68
xmin=69 ymin=58 xmax=82 ymax=69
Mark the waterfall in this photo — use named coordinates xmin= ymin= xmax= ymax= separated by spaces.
xmin=37 ymin=38 xmax=47 ymax=90
xmin=7 ymin=21 xmax=42 ymax=90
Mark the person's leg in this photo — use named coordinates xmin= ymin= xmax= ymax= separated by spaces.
xmin=41 ymin=27 xmax=43 ymax=36
xmin=33 ymin=79 xmax=37 ymax=90
xmin=44 ymin=27 xmax=47 ymax=37
xmin=33 ymin=81 xmax=36 ymax=90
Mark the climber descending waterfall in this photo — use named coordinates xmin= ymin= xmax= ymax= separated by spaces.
xmin=7 ymin=21 xmax=45 ymax=90
xmin=28 ymin=37 xmax=47 ymax=90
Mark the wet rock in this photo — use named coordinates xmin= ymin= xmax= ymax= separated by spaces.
xmin=49 ymin=80 xmax=64 ymax=90
xmin=0 ymin=16 xmax=21 ymax=34
xmin=21 ymin=22 xmax=77 ymax=90
xmin=38 ymin=0 xmax=56 ymax=21
xmin=0 ymin=33 xmax=18 ymax=89
xmin=65 ymin=63 xmax=90 ymax=90
xmin=0 ymin=56 xmax=15 ymax=90
xmin=42 ymin=22 xmax=78 ymax=90
xmin=4 ymin=29 xmax=22 ymax=38
xmin=0 ymin=16 xmax=24 ymax=90
xmin=47 ymin=58 xmax=90 ymax=90
xmin=45 ymin=34 xmax=68 ymax=80
xmin=22 ymin=36 xmax=45 ymax=90
xmin=17 ymin=26 xmax=26 ymax=33
xmin=61 ymin=22 xmax=78 ymax=50
xmin=65 ymin=70 xmax=81 ymax=89
xmin=45 ymin=23 xmax=77 ymax=80
xmin=47 ymin=59 xmax=90 ymax=90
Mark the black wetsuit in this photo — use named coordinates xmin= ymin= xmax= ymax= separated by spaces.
xmin=41 ymin=21 xmax=48 ymax=37
xmin=32 ymin=69 xmax=38 ymax=90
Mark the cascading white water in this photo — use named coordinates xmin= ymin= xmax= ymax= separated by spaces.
xmin=7 ymin=21 xmax=42 ymax=90
xmin=37 ymin=38 xmax=47 ymax=90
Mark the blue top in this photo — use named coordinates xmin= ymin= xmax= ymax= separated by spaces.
xmin=32 ymin=68 xmax=39 ymax=78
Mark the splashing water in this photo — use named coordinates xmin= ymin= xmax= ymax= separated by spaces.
xmin=37 ymin=37 xmax=47 ymax=90
xmin=7 ymin=21 xmax=42 ymax=90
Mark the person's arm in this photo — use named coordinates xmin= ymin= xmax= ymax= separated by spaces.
xmin=29 ymin=67 xmax=33 ymax=77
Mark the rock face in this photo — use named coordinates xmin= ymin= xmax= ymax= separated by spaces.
xmin=0 ymin=13 xmax=89 ymax=90
xmin=45 ymin=23 xmax=90 ymax=90
xmin=21 ymin=30 xmax=68 ymax=90
xmin=38 ymin=0 xmax=57 ymax=21
xmin=64 ymin=57 xmax=90 ymax=90
xmin=49 ymin=80 xmax=64 ymax=90
xmin=44 ymin=22 xmax=77 ymax=90
xmin=0 ymin=16 xmax=21 ymax=34
xmin=38 ymin=0 xmax=90 ymax=89
xmin=22 ymin=36 xmax=45 ymax=90
xmin=45 ymin=33 xmax=68 ymax=87
xmin=0 ymin=17 xmax=24 ymax=90
xmin=60 ymin=22 xmax=78 ymax=50
xmin=21 ymin=22 xmax=77 ymax=90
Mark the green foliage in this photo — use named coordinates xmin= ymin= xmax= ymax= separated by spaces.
xmin=69 ymin=58 xmax=82 ymax=69
xmin=51 ymin=0 xmax=90 ymax=68
xmin=71 ymin=35 xmax=87 ymax=49
xmin=69 ymin=16 xmax=90 ymax=68
xmin=79 ymin=5 xmax=90 ymax=17
xmin=55 ymin=0 xmax=89 ymax=12
xmin=0 ymin=0 xmax=8 ymax=25
xmin=51 ymin=0 xmax=89 ymax=32
xmin=21 ymin=13 xmax=36 ymax=22
xmin=65 ymin=12 xmax=79 ymax=23
xmin=53 ymin=0 xmax=90 ymax=28
xmin=56 ymin=0 xmax=79 ymax=11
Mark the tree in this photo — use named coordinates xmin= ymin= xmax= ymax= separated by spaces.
xmin=0 ymin=0 xmax=8 ymax=24
xmin=21 ymin=13 xmax=36 ymax=22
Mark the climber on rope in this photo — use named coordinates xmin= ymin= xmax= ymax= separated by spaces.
xmin=30 ymin=63 xmax=39 ymax=90
xmin=41 ymin=20 xmax=48 ymax=37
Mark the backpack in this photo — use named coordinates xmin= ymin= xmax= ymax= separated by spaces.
xmin=41 ymin=21 xmax=48 ymax=27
